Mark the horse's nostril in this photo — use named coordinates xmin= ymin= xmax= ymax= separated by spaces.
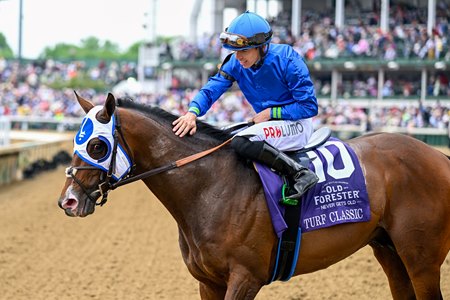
xmin=62 ymin=198 xmax=78 ymax=210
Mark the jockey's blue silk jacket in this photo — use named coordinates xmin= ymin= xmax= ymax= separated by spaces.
xmin=188 ymin=43 xmax=318 ymax=121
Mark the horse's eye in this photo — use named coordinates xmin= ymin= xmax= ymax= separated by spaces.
xmin=93 ymin=144 xmax=103 ymax=152
xmin=88 ymin=141 xmax=104 ymax=154
xmin=87 ymin=139 xmax=108 ymax=160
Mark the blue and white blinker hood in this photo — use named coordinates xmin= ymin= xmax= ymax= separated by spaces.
xmin=73 ymin=106 xmax=132 ymax=181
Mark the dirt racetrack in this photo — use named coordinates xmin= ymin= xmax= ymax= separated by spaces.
xmin=0 ymin=165 xmax=449 ymax=300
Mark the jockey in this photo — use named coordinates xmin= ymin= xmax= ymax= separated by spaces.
xmin=173 ymin=11 xmax=319 ymax=199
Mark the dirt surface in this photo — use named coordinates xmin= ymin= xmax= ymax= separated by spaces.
xmin=0 ymin=166 xmax=448 ymax=300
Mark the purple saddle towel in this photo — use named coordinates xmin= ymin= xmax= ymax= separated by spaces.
xmin=255 ymin=137 xmax=371 ymax=238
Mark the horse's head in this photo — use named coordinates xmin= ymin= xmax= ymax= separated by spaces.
xmin=58 ymin=92 xmax=132 ymax=217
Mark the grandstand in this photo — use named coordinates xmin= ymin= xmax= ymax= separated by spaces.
xmin=0 ymin=0 xmax=448 ymax=147
xmin=148 ymin=0 xmax=449 ymax=104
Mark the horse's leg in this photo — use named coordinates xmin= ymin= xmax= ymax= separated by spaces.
xmin=400 ymin=255 xmax=443 ymax=300
xmin=388 ymin=230 xmax=445 ymax=299
xmin=199 ymin=281 xmax=226 ymax=300
xmin=198 ymin=273 xmax=263 ymax=300
xmin=223 ymin=268 xmax=264 ymax=300
xmin=369 ymin=241 xmax=415 ymax=299
xmin=198 ymin=274 xmax=262 ymax=300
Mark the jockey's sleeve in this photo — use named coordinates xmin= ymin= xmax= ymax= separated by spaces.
xmin=272 ymin=56 xmax=318 ymax=120
xmin=270 ymin=98 xmax=318 ymax=120
xmin=188 ymin=72 xmax=233 ymax=117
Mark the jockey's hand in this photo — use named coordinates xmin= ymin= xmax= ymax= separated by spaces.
xmin=252 ymin=108 xmax=271 ymax=124
xmin=173 ymin=112 xmax=197 ymax=137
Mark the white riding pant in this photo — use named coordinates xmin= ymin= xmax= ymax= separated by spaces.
xmin=235 ymin=118 xmax=314 ymax=151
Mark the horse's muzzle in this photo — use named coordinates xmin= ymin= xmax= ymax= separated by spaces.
xmin=58 ymin=188 xmax=97 ymax=217
xmin=58 ymin=197 xmax=79 ymax=217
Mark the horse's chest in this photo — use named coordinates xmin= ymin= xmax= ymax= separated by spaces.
xmin=180 ymin=236 xmax=228 ymax=282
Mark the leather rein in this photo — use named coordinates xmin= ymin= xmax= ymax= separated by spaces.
xmin=65 ymin=109 xmax=232 ymax=207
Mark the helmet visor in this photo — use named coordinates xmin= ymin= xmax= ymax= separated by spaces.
xmin=220 ymin=30 xmax=273 ymax=48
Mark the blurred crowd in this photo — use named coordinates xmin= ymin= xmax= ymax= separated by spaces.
xmin=162 ymin=3 xmax=450 ymax=62
xmin=272 ymin=4 xmax=450 ymax=61
xmin=0 ymin=3 xmax=449 ymax=134
xmin=161 ymin=3 xmax=450 ymax=98
xmin=1 ymin=64 xmax=448 ymax=132
xmin=0 ymin=59 xmax=449 ymax=132
xmin=314 ymin=72 xmax=450 ymax=99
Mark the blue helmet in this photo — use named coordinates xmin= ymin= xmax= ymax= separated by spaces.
xmin=220 ymin=11 xmax=272 ymax=51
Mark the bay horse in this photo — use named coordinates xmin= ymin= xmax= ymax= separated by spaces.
xmin=58 ymin=92 xmax=450 ymax=300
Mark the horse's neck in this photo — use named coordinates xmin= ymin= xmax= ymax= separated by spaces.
xmin=141 ymin=149 xmax=255 ymax=229
xmin=126 ymin=116 xmax=247 ymax=225
xmin=127 ymin=119 xmax=268 ymax=252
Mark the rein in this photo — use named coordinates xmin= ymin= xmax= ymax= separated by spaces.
xmin=66 ymin=109 xmax=232 ymax=207
xmin=111 ymin=137 xmax=232 ymax=189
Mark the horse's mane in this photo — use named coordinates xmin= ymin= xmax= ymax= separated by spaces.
xmin=116 ymin=98 xmax=233 ymax=142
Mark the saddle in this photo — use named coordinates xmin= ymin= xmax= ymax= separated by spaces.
xmin=298 ymin=126 xmax=332 ymax=153
xmin=288 ymin=126 xmax=332 ymax=167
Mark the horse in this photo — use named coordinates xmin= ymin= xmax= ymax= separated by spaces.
xmin=58 ymin=92 xmax=450 ymax=300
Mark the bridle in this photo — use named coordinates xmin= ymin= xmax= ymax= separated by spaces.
xmin=65 ymin=108 xmax=135 ymax=206
xmin=65 ymin=108 xmax=232 ymax=207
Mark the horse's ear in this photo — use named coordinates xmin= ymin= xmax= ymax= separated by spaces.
xmin=74 ymin=90 xmax=94 ymax=114
xmin=96 ymin=93 xmax=116 ymax=123
xmin=104 ymin=93 xmax=116 ymax=117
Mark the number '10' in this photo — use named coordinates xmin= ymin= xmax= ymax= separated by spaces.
xmin=306 ymin=141 xmax=355 ymax=183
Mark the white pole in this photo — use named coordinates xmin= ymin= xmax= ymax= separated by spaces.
xmin=335 ymin=0 xmax=344 ymax=29
xmin=427 ymin=0 xmax=436 ymax=36
xmin=0 ymin=116 xmax=11 ymax=146
xmin=291 ymin=0 xmax=301 ymax=37
xmin=380 ymin=0 xmax=389 ymax=33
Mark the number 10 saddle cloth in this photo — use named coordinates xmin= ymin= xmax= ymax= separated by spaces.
xmin=255 ymin=136 xmax=371 ymax=238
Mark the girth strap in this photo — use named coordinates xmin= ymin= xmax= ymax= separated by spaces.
xmin=270 ymin=191 xmax=302 ymax=282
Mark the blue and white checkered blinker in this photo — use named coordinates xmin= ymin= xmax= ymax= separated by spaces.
xmin=73 ymin=106 xmax=132 ymax=181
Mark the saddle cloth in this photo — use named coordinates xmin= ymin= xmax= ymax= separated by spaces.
xmin=255 ymin=137 xmax=371 ymax=238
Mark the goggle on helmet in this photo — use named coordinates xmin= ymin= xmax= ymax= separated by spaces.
xmin=219 ymin=11 xmax=273 ymax=51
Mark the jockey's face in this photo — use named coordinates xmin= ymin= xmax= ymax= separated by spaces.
xmin=235 ymin=48 xmax=260 ymax=68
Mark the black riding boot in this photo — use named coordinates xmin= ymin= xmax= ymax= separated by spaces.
xmin=258 ymin=142 xmax=319 ymax=199
xmin=231 ymin=137 xmax=318 ymax=199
